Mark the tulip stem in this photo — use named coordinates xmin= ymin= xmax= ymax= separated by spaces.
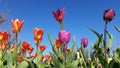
xmin=104 ymin=22 xmax=107 ymax=58
xmin=16 ymin=33 xmax=18 ymax=45
xmin=60 ymin=22 xmax=64 ymax=30
xmin=64 ymin=44 xmax=67 ymax=68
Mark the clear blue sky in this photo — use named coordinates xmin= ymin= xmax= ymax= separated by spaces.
xmin=1 ymin=0 xmax=120 ymax=54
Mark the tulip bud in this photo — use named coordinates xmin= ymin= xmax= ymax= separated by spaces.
xmin=103 ymin=8 xmax=115 ymax=23
xmin=81 ymin=37 xmax=88 ymax=48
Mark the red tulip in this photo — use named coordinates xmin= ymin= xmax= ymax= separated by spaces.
xmin=52 ymin=8 xmax=65 ymax=23
xmin=55 ymin=38 xmax=61 ymax=49
xmin=11 ymin=19 xmax=24 ymax=33
xmin=34 ymin=28 xmax=44 ymax=45
xmin=40 ymin=45 xmax=47 ymax=52
xmin=103 ymin=8 xmax=115 ymax=23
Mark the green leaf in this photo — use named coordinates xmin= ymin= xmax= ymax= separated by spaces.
xmin=114 ymin=25 xmax=120 ymax=33
xmin=18 ymin=61 xmax=29 ymax=68
xmin=66 ymin=60 xmax=79 ymax=68
xmin=114 ymin=47 xmax=120 ymax=58
xmin=50 ymin=52 xmax=64 ymax=68
xmin=88 ymin=27 xmax=101 ymax=37
xmin=48 ymin=33 xmax=61 ymax=58
xmin=88 ymin=27 xmax=104 ymax=47
xmin=106 ymin=31 xmax=113 ymax=50
xmin=93 ymin=34 xmax=103 ymax=50
xmin=66 ymin=42 xmax=75 ymax=64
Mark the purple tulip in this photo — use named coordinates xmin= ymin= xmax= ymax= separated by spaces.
xmin=81 ymin=37 xmax=88 ymax=47
xmin=58 ymin=30 xmax=70 ymax=45
xmin=103 ymin=8 xmax=115 ymax=23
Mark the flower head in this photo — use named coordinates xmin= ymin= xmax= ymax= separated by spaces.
xmin=81 ymin=37 xmax=88 ymax=48
xmin=34 ymin=28 xmax=44 ymax=45
xmin=58 ymin=30 xmax=70 ymax=45
xmin=52 ymin=8 xmax=65 ymax=23
xmin=55 ymin=38 xmax=61 ymax=49
xmin=11 ymin=19 xmax=24 ymax=33
xmin=103 ymin=8 xmax=115 ymax=23
xmin=40 ymin=45 xmax=47 ymax=52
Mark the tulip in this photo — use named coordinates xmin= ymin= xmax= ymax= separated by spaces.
xmin=34 ymin=28 xmax=44 ymax=46
xmin=10 ymin=45 xmax=15 ymax=53
xmin=58 ymin=30 xmax=70 ymax=45
xmin=52 ymin=8 xmax=65 ymax=23
xmin=45 ymin=54 xmax=51 ymax=62
xmin=0 ymin=31 xmax=10 ymax=41
xmin=21 ymin=41 xmax=34 ymax=54
xmin=40 ymin=55 xmax=44 ymax=62
xmin=55 ymin=38 xmax=61 ymax=49
xmin=103 ymin=8 xmax=115 ymax=23
xmin=81 ymin=37 xmax=88 ymax=48
xmin=40 ymin=45 xmax=47 ymax=52
xmin=11 ymin=19 xmax=24 ymax=33
xmin=22 ymin=41 xmax=31 ymax=50
xmin=28 ymin=47 xmax=34 ymax=54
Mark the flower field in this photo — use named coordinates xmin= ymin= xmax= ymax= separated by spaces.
xmin=0 ymin=2 xmax=120 ymax=68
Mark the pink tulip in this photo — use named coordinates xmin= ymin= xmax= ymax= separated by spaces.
xmin=103 ymin=8 xmax=115 ymax=23
xmin=52 ymin=8 xmax=65 ymax=23
xmin=81 ymin=37 xmax=88 ymax=47
xmin=58 ymin=30 xmax=70 ymax=44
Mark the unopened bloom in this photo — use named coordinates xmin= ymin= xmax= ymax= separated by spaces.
xmin=40 ymin=45 xmax=47 ymax=52
xmin=58 ymin=30 xmax=70 ymax=45
xmin=34 ymin=28 xmax=44 ymax=45
xmin=11 ymin=19 xmax=24 ymax=33
xmin=103 ymin=8 xmax=115 ymax=23
xmin=81 ymin=37 xmax=88 ymax=48
xmin=52 ymin=8 xmax=65 ymax=23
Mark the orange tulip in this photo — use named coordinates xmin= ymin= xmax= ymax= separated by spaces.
xmin=55 ymin=38 xmax=61 ymax=49
xmin=21 ymin=41 xmax=34 ymax=54
xmin=33 ymin=28 xmax=44 ymax=45
xmin=0 ymin=31 xmax=10 ymax=50
xmin=0 ymin=31 xmax=10 ymax=41
xmin=45 ymin=54 xmax=51 ymax=62
xmin=18 ymin=56 xmax=23 ymax=62
xmin=40 ymin=55 xmax=44 ymax=62
xmin=22 ymin=41 xmax=31 ymax=50
xmin=10 ymin=45 xmax=15 ymax=53
xmin=40 ymin=45 xmax=46 ymax=52
xmin=11 ymin=19 xmax=24 ymax=33
xmin=28 ymin=47 xmax=34 ymax=54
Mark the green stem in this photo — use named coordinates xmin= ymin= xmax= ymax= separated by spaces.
xmin=60 ymin=22 xmax=64 ymax=30
xmin=104 ymin=22 xmax=107 ymax=58
xmin=36 ymin=45 xmax=38 ymax=63
xmin=64 ymin=44 xmax=67 ymax=68
xmin=16 ymin=33 xmax=18 ymax=45
xmin=80 ymin=50 xmax=87 ymax=68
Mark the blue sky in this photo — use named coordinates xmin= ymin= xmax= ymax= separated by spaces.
xmin=1 ymin=0 xmax=120 ymax=54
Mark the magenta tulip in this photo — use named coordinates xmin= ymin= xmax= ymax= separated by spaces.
xmin=81 ymin=37 xmax=88 ymax=47
xmin=58 ymin=30 xmax=70 ymax=44
xmin=103 ymin=8 xmax=115 ymax=23
xmin=52 ymin=8 xmax=65 ymax=23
